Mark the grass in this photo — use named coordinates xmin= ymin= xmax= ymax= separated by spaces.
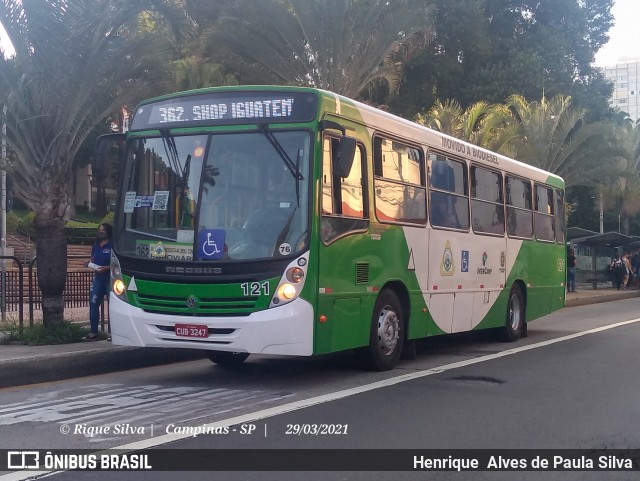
xmin=0 ymin=321 xmax=97 ymax=345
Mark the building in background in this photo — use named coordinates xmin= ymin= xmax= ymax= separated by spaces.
xmin=603 ymin=59 xmax=640 ymax=123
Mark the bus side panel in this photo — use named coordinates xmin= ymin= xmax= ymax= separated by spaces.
xmin=314 ymin=225 xmax=431 ymax=354
xmin=522 ymin=240 xmax=566 ymax=321
xmin=473 ymin=238 xmax=566 ymax=330
xmin=315 ymin=231 xmax=376 ymax=354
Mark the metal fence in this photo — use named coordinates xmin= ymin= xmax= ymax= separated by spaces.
xmin=0 ymin=254 xmax=107 ymax=330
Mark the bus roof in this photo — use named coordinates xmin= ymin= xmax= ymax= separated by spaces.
xmin=131 ymin=85 xmax=564 ymax=187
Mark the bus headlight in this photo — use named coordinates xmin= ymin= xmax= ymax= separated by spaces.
xmin=278 ymin=283 xmax=297 ymax=300
xmin=113 ymin=279 xmax=126 ymax=296
xmin=270 ymin=252 xmax=309 ymax=308
xmin=111 ymin=254 xmax=128 ymax=301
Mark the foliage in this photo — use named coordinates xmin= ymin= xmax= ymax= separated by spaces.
xmin=0 ymin=321 xmax=91 ymax=345
xmin=504 ymin=94 xmax=614 ymax=185
xmin=415 ymin=99 xmax=520 ymax=156
xmin=100 ymin=212 xmax=115 ymax=227
xmin=5 ymin=210 xmax=19 ymax=233
xmin=391 ymin=0 xmax=614 ymax=120
xmin=18 ymin=211 xmax=36 ymax=238
xmin=417 ymin=94 xmax=615 ymax=188
xmin=0 ymin=0 xmax=194 ymax=325
xmin=201 ymin=0 xmax=436 ymax=99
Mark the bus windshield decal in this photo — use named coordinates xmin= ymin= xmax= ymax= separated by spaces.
xmin=130 ymin=91 xmax=318 ymax=130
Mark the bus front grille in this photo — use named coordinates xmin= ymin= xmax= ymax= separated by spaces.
xmin=134 ymin=292 xmax=259 ymax=315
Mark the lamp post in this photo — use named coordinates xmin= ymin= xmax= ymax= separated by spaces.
xmin=599 ymin=192 xmax=604 ymax=234
xmin=1 ymin=105 xmax=6 ymax=321
xmin=592 ymin=192 xmax=604 ymax=234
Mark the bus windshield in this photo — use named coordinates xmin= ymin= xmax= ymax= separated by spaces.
xmin=116 ymin=130 xmax=311 ymax=261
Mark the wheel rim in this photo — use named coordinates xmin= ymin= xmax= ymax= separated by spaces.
xmin=376 ymin=304 xmax=400 ymax=356
xmin=509 ymin=293 xmax=521 ymax=331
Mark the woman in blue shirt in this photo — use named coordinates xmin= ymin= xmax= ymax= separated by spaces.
xmin=83 ymin=223 xmax=112 ymax=341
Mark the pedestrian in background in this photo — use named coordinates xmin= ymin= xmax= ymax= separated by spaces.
xmin=82 ymin=223 xmax=112 ymax=341
xmin=622 ymin=252 xmax=632 ymax=289
xmin=609 ymin=253 xmax=625 ymax=290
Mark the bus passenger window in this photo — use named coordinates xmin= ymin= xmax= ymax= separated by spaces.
xmin=430 ymin=192 xmax=462 ymax=229
xmin=471 ymin=166 xmax=504 ymax=235
xmin=505 ymin=176 xmax=533 ymax=238
xmin=428 ymin=153 xmax=469 ymax=230
xmin=555 ymin=189 xmax=565 ymax=243
xmin=321 ymin=136 xmax=368 ymax=244
xmin=534 ymin=184 xmax=555 ymax=241
xmin=372 ymin=136 xmax=426 ymax=225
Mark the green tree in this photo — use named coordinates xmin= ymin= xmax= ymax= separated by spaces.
xmin=392 ymin=0 xmax=614 ymax=121
xmin=598 ymin=121 xmax=640 ymax=235
xmin=201 ymin=0 xmax=435 ymax=99
xmin=0 ymin=0 xmax=193 ymax=325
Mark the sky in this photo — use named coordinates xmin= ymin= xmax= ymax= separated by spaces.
xmin=1 ymin=1 xmax=639 ymax=66
xmin=594 ymin=0 xmax=640 ymax=67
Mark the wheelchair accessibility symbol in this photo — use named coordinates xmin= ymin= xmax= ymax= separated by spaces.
xmin=198 ymin=229 xmax=226 ymax=260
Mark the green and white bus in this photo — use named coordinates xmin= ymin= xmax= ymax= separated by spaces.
xmin=95 ymin=85 xmax=566 ymax=371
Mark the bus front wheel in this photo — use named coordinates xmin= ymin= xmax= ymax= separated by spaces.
xmin=364 ymin=291 xmax=405 ymax=371
xmin=503 ymin=284 xmax=525 ymax=342
xmin=206 ymin=351 xmax=250 ymax=366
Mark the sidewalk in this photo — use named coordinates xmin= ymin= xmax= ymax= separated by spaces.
xmin=1 ymin=287 xmax=639 ymax=389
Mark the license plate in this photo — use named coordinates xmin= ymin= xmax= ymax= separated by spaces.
xmin=175 ymin=323 xmax=209 ymax=338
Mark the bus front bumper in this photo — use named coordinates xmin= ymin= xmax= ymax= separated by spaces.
xmin=108 ymin=294 xmax=314 ymax=356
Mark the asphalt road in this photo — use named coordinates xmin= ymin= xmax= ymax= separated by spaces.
xmin=2 ymin=299 xmax=640 ymax=480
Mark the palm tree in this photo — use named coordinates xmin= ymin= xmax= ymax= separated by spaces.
xmin=170 ymin=56 xmax=238 ymax=92
xmin=0 ymin=0 xmax=193 ymax=325
xmin=600 ymin=121 xmax=640 ymax=235
xmin=504 ymin=94 xmax=612 ymax=186
xmin=415 ymin=99 xmax=520 ymax=155
xmin=201 ymin=0 xmax=435 ymax=99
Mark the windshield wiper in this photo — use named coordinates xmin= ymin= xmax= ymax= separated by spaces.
xmin=258 ymin=125 xmax=304 ymax=181
xmin=159 ymin=129 xmax=183 ymax=177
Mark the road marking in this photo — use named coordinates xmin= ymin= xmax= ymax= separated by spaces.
xmin=0 ymin=385 xmax=291 ymax=428
xmin=2 ymin=317 xmax=639 ymax=480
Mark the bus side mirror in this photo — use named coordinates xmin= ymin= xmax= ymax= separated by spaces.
xmin=333 ymin=136 xmax=356 ymax=178
xmin=92 ymin=133 xmax=125 ymax=184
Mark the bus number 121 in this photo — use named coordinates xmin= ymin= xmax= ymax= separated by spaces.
xmin=241 ymin=282 xmax=270 ymax=297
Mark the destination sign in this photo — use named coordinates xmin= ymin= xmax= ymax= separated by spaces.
xmin=130 ymin=91 xmax=318 ymax=130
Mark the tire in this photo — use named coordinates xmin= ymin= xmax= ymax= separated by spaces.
xmin=206 ymin=351 xmax=250 ymax=366
xmin=503 ymin=284 xmax=525 ymax=342
xmin=364 ymin=291 xmax=405 ymax=371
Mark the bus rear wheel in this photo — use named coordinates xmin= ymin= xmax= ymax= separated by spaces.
xmin=503 ymin=284 xmax=525 ymax=342
xmin=364 ymin=291 xmax=405 ymax=371
xmin=206 ymin=351 xmax=250 ymax=366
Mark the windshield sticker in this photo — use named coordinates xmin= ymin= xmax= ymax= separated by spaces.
xmin=124 ymin=192 xmax=137 ymax=213
xmin=152 ymin=191 xmax=170 ymax=211
xmin=135 ymin=195 xmax=154 ymax=208
xmin=278 ymin=243 xmax=292 ymax=256
xmin=198 ymin=229 xmax=226 ymax=260
xmin=151 ymin=242 xmax=166 ymax=258
xmin=177 ymin=230 xmax=194 ymax=243
xmin=136 ymin=240 xmax=193 ymax=260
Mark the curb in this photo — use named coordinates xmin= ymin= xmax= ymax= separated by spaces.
xmin=565 ymin=289 xmax=640 ymax=308
xmin=0 ymin=346 xmax=205 ymax=388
